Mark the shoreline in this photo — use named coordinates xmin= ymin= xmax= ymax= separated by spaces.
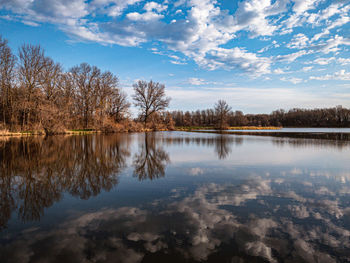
xmin=2 ymin=126 xmax=350 ymax=138
xmin=0 ymin=128 xmax=169 ymax=137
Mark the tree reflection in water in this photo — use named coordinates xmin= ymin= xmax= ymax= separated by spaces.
xmin=133 ymin=133 xmax=170 ymax=180
xmin=0 ymin=135 xmax=130 ymax=229
xmin=215 ymin=134 xmax=233 ymax=159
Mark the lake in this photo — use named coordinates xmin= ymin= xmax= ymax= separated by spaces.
xmin=1 ymin=131 xmax=350 ymax=262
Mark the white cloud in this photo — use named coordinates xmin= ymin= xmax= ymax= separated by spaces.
xmin=204 ymin=47 xmax=271 ymax=76
xmin=287 ymin=33 xmax=309 ymax=49
xmin=277 ymin=50 xmax=309 ymax=62
xmin=302 ymin=66 xmax=313 ymax=72
xmin=338 ymin=58 xmax=350 ymax=65
xmin=126 ymin=11 xmax=163 ymax=21
xmin=273 ymin=68 xmax=286 ymax=74
xmin=188 ymin=77 xmax=206 ymax=86
xmin=310 ymin=69 xmax=350 ymax=81
xmin=91 ymin=0 xmax=142 ymax=17
xmin=313 ymin=35 xmax=350 ymax=54
xmin=233 ymin=0 xmax=288 ymax=37
xmin=292 ymin=0 xmax=321 ymax=14
xmin=280 ymin=77 xmax=303 ymax=84
xmin=144 ymin=2 xmax=167 ymax=12
xmin=170 ymin=60 xmax=187 ymax=65
xmin=313 ymin=57 xmax=336 ymax=65
xmin=0 ymin=0 xmax=349 ymax=78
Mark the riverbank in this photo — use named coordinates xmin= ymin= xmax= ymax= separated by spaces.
xmin=0 ymin=126 xmax=285 ymax=137
xmin=0 ymin=129 xmax=99 ymax=137
xmin=175 ymin=126 xmax=282 ymax=131
xmin=0 ymin=127 xmax=169 ymax=137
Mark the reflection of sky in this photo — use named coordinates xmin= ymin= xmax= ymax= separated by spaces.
xmin=2 ymin=174 xmax=350 ymax=262
xmin=167 ymin=133 xmax=350 ymax=168
xmin=1 ymin=132 xmax=350 ymax=262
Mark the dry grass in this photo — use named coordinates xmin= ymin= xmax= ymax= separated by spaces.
xmin=175 ymin=126 xmax=212 ymax=131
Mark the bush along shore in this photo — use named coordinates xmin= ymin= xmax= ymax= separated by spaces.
xmin=0 ymin=118 xmax=176 ymax=136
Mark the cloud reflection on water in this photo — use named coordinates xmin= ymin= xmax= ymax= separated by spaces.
xmin=1 ymin=172 xmax=350 ymax=262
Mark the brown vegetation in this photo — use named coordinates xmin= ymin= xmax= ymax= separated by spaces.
xmin=0 ymin=36 xmax=173 ymax=135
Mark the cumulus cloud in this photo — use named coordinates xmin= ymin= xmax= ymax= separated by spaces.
xmin=188 ymin=77 xmax=206 ymax=86
xmin=0 ymin=0 xmax=349 ymax=78
xmin=313 ymin=35 xmax=350 ymax=54
xmin=91 ymin=0 xmax=143 ymax=17
xmin=310 ymin=69 xmax=350 ymax=81
xmin=280 ymin=77 xmax=304 ymax=84
xmin=144 ymin=1 xmax=167 ymax=12
xmin=276 ymin=50 xmax=310 ymax=62
xmin=205 ymin=47 xmax=271 ymax=76
xmin=126 ymin=11 xmax=163 ymax=21
xmin=287 ymin=33 xmax=309 ymax=49
xmin=233 ymin=0 xmax=288 ymax=37
xmin=292 ymin=0 xmax=321 ymax=14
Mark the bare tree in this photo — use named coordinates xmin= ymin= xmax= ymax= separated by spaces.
xmin=0 ymin=36 xmax=17 ymax=128
xmin=70 ymin=63 xmax=101 ymax=128
xmin=214 ymin=99 xmax=232 ymax=130
xmin=18 ymin=44 xmax=46 ymax=128
xmin=40 ymin=57 xmax=62 ymax=103
xmin=132 ymin=80 xmax=170 ymax=126
xmin=57 ymin=72 xmax=77 ymax=128
xmin=109 ymin=88 xmax=130 ymax=122
xmin=95 ymin=71 xmax=117 ymax=126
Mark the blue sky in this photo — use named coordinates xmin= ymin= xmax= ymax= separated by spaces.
xmin=0 ymin=0 xmax=350 ymax=113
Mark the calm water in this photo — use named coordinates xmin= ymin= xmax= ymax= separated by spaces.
xmin=1 ymin=131 xmax=350 ymax=262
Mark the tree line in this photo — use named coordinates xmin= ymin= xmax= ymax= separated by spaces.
xmin=170 ymin=105 xmax=350 ymax=128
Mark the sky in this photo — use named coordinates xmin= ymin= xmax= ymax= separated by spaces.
xmin=0 ymin=0 xmax=350 ymax=113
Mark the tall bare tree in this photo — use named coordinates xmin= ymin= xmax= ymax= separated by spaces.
xmin=51 ymin=72 xmax=75 ymax=128
xmin=109 ymin=88 xmax=130 ymax=122
xmin=214 ymin=99 xmax=232 ymax=130
xmin=40 ymin=57 xmax=62 ymax=103
xmin=132 ymin=80 xmax=170 ymax=126
xmin=18 ymin=44 xmax=46 ymax=128
xmin=70 ymin=63 xmax=101 ymax=128
xmin=95 ymin=71 xmax=117 ymax=126
xmin=0 ymin=36 xmax=17 ymax=128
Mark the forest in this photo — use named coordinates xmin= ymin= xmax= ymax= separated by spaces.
xmin=1 ymin=35 xmax=350 ymax=135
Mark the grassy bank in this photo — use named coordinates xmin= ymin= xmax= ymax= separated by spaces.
xmin=0 ymin=126 xmax=282 ymax=137
xmin=0 ymin=130 xmax=98 ymax=137
xmin=175 ymin=126 xmax=212 ymax=131
xmin=0 ymin=127 xmax=167 ymax=137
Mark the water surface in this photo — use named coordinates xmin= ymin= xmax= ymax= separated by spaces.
xmin=1 ymin=132 xmax=350 ymax=262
